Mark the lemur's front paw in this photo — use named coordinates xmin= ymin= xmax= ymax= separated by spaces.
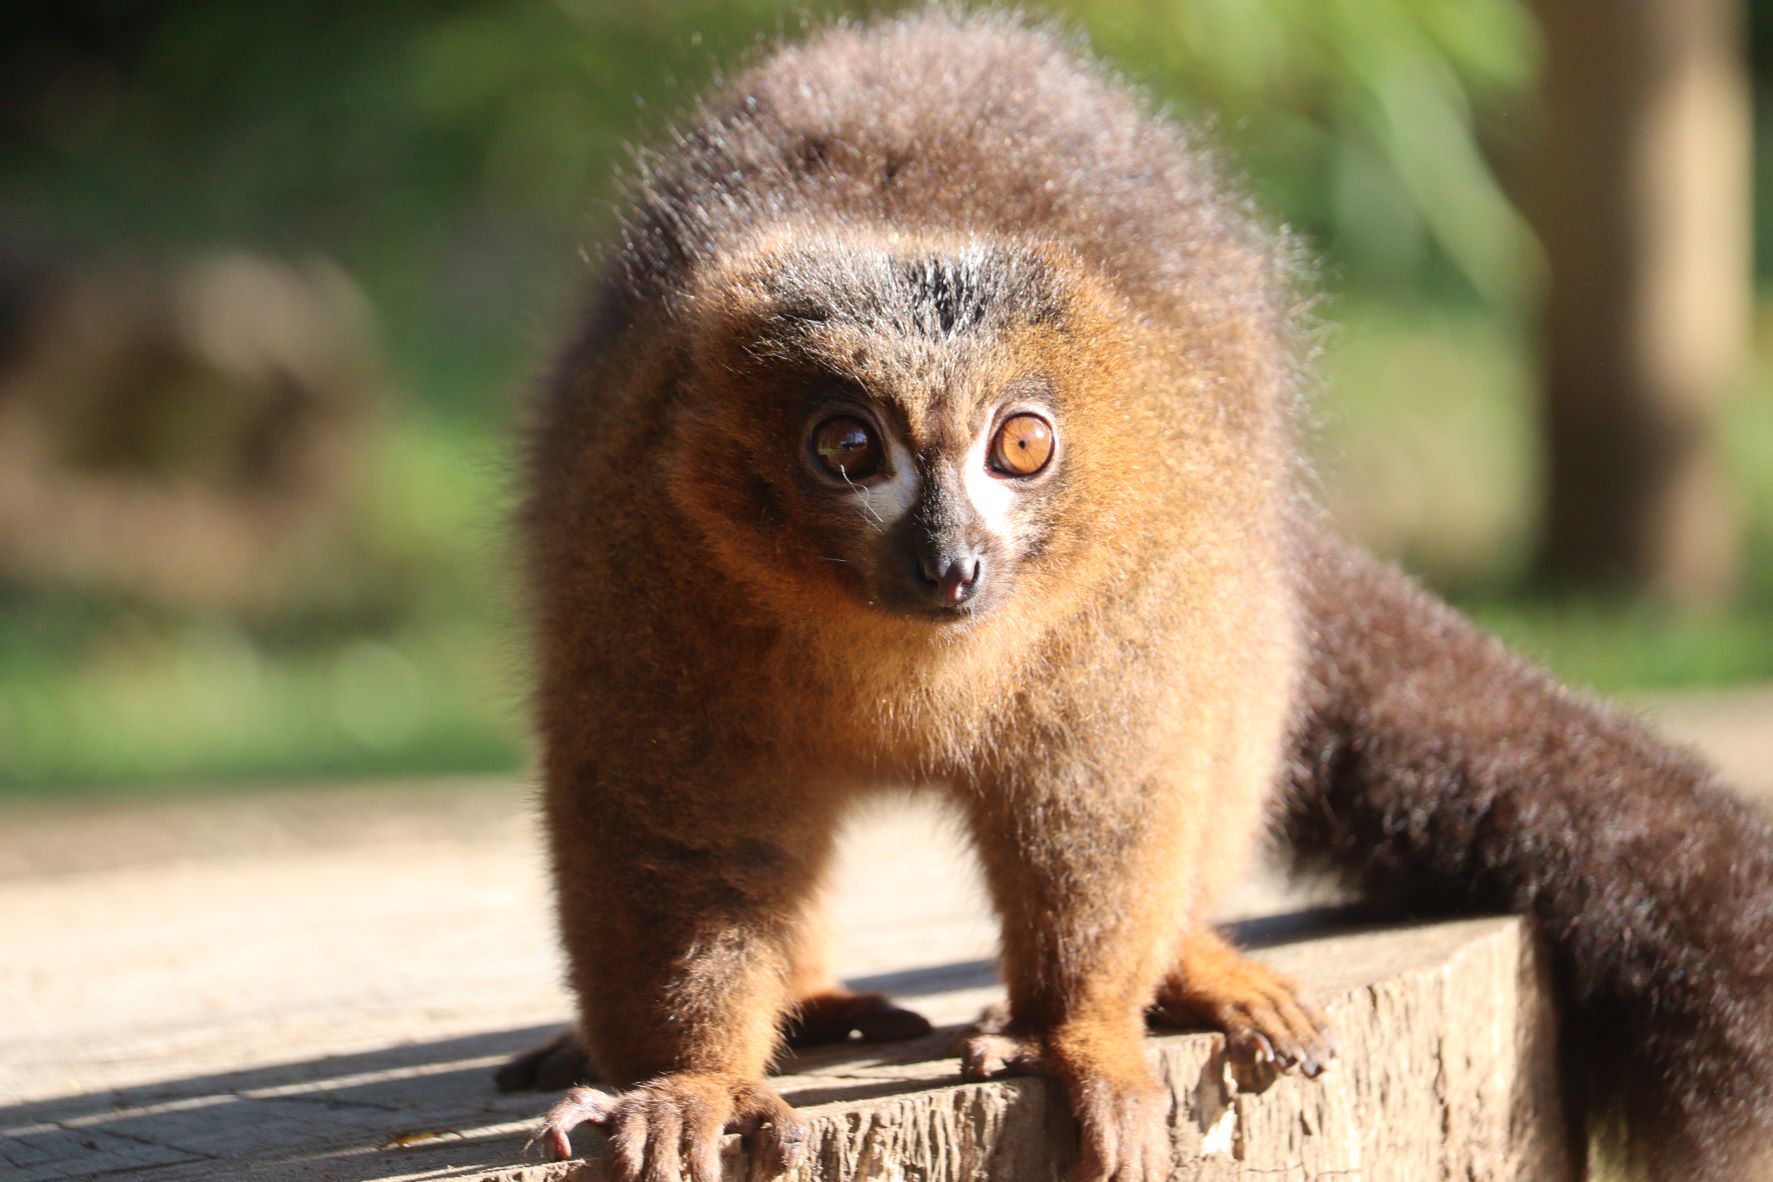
xmin=785 ymin=989 xmax=933 ymax=1046
xmin=1150 ymin=931 xmax=1338 ymax=1078
xmin=533 ymin=1072 xmax=808 ymax=1181
xmin=960 ymin=1028 xmax=1173 ymax=1182
xmin=495 ymin=1028 xmax=596 ymax=1092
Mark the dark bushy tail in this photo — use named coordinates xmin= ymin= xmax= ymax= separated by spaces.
xmin=1279 ymin=527 xmax=1773 ymax=1180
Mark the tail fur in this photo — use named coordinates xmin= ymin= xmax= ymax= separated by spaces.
xmin=1280 ymin=527 xmax=1773 ymax=1180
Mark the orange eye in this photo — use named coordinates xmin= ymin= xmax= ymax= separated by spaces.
xmin=811 ymin=415 xmax=884 ymax=480
xmin=990 ymin=412 xmax=1054 ymax=477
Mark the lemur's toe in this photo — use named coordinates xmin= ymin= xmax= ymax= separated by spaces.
xmin=959 ymin=1032 xmax=1049 ymax=1080
xmin=1150 ymin=929 xmax=1338 ymax=1079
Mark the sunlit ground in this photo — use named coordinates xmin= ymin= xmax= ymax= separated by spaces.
xmin=3 ymin=295 xmax=1771 ymax=795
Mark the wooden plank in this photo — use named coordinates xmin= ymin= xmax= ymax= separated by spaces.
xmin=2 ymin=917 xmax=1571 ymax=1181
xmin=2 ymin=797 xmax=1572 ymax=1181
xmin=8 ymin=694 xmax=1767 ymax=1179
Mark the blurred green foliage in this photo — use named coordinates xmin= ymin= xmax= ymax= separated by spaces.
xmin=0 ymin=414 xmax=526 ymax=792
xmin=4 ymin=0 xmax=1537 ymax=360
xmin=1073 ymin=0 xmax=1537 ymax=303
xmin=0 ymin=1 xmax=1769 ymax=793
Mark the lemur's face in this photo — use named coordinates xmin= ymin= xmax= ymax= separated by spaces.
xmin=668 ymin=235 xmax=1135 ymax=630
xmin=789 ymin=369 xmax=1061 ymax=620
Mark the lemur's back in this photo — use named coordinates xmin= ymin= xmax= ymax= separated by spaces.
xmin=620 ymin=13 xmax=1289 ymax=337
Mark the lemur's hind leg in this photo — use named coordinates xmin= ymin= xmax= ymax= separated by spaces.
xmin=1148 ymin=927 xmax=1336 ymax=1077
xmin=495 ymin=1029 xmax=595 ymax=1093
xmin=497 ymin=932 xmax=933 ymax=1093
xmin=785 ymin=988 xmax=933 ymax=1047
xmin=779 ymin=886 xmax=933 ymax=1048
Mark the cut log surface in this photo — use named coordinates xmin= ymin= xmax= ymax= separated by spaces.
xmin=2 ymin=790 xmax=1575 ymax=1182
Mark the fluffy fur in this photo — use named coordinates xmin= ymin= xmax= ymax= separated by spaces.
xmin=1284 ymin=530 xmax=1773 ymax=1179
xmin=510 ymin=9 xmax=1773 ymax=1181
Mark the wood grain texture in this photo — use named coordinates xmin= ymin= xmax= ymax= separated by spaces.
xmin=3 ymin=794 xmax=1581 ymax=1181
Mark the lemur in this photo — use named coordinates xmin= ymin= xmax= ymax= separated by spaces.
xmin=504 ymin=10 xmax=1773 ymax=1181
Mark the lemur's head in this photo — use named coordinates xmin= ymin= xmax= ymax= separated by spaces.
xmin=661 ymin=230 xmax=1157 ymax=633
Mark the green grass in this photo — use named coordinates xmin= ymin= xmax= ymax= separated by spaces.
xmin=3 ymin=298 xmax=1771 ymax=796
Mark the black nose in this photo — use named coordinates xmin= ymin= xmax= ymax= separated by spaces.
xmin=912 ymin=549 xmax=984 ymax=606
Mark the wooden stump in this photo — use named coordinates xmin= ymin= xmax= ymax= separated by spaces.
xmin=0 ymin=791 xmax=1580 ymax=1182
xmin=2 ymin=914 xmax=1573 ymax=1182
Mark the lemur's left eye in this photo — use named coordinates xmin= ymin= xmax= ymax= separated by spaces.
xmin=990 ymin=412 xmax=1055 ymax=477
xmin=810 ymin=415 xmax=884 ymax=480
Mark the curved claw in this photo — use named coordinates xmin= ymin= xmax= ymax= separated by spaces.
xmin=527 ymin=1074 xmax=807 ymax=1182
xmin=1163 ymin=982 xmax=1337 ymax=1078
xmin=531 ymin=1085 xmax=618 ymax=1161
xmin=956 ymin=1026 xmax=1173 ymax=1182
xmin=1151 ymin=933 xmax=1339 ymax=1080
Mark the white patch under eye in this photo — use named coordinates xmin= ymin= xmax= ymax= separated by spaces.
xmin=844 ymin=430 xmax=916 ymax=527
xmin=963 ymin=427 xmax=1016 ymax=539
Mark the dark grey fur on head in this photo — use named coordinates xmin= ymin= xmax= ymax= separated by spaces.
xmin=746 ymin=242 xmax=1066 ymax=345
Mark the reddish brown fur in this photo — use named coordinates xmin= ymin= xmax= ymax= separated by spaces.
xmin=512 ymin=8 xmax=1773 ymax=1181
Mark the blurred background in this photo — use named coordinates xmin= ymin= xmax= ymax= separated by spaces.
xmin=1 ymin=0 xmax=1769 ymax=796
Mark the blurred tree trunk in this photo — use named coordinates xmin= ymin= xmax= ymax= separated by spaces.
xmin=1530 ymin=0 xmax=1749 ymax=604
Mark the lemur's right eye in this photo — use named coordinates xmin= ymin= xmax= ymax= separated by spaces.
xmin=810 ymin=415 xmax=884 ymax=481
